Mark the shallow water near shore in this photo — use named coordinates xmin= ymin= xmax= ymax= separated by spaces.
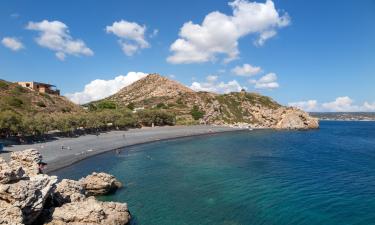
xmin=53 ymin=121 xmax=375 ymax=225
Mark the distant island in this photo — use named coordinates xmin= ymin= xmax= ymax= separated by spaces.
xmin=310 ymin=112 xmax=375 ymax=121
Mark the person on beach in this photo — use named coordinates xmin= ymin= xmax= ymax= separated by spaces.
xmin=38 ymin=161 xmax=47 ymax=174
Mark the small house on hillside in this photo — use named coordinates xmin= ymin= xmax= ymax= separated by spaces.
xmin=17 ymin=81 xmax=60 ymax=95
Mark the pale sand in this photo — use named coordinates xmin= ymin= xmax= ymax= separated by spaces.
xmin=0 ymin=125 xmax=245 ymax=172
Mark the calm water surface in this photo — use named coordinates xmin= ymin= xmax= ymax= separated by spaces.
xmin=54 ymin=121 xmax=375 ymax=225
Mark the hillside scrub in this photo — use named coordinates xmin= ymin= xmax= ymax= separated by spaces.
xmin=191 ymin=105 xmax=205 ymax=120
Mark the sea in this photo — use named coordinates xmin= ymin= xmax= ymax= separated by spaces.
xmin=53 ymin=121 xmax=375 ymax=225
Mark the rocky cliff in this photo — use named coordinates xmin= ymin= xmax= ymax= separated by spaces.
xmin=0 ymin=149 xmax=130 ymax=225
xmin=96 ymin=74 xmax=318 ymax=129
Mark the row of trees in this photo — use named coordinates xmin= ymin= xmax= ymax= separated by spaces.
xmin=0 ymin=108 xmax=175 ymax=140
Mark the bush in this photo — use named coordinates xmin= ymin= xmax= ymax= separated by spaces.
xmin=156 ymin=103 xmax=168 ymax=109
xmin=36 ymin=101 xmax=46 ymax=107
xmin=127 ymin=102 xmax=135 ymax=110
xmin=0 ymin=80 xmax=9 ymax=89
xmin=0 ymin=110 xmax=22 ymax=137
xmin=61 ymin=107 xmax=71 ymax=113
xmin=5 ymin=96 xmax=23 ymax=107
xmin=11 ymin=85 xmax=26 ymax=95
xmin=191 ymin=105 xmax=204 ymax=120
xmin=136 ymin=109 xmax=175 ymax=126
xmin=97 ymin=101 xmax=117 ymax=110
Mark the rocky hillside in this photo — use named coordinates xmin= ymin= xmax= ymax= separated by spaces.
xmin=97 ymin=74 xmax=318 ymax=129
xmin=0 ymin=79 xmax=83 ymax=115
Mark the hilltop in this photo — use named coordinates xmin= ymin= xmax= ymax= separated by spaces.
xmin=94 ymin=74 xmax=319 ymax=129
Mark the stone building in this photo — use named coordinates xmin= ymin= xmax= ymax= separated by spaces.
xmin=17 ymin=81 xmax=60 ymax=95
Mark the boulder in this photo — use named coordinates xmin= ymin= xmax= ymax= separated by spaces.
xmin=0 ymin=200 xmax=24 ymax=225
xmin=0 ymin=157 xmax=24 ymax=184
xmin=53 ymin=179 xmax=86 ymax=206
xmin=9 ymin=149 xmax=42 ymax=177
xmin=80 ymin=172 xmax=122 ymax=196
xmin=0 ymin=174 xmax=57 ymax=224
xmin=46 ymin=197 xmax=130 ymax=225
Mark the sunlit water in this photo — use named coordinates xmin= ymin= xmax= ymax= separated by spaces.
xmin=53 ymin=121 xmax=375 ymax=225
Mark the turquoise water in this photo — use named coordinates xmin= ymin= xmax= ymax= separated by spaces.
xmin=54 ymin=121 xmax=375 ymax=225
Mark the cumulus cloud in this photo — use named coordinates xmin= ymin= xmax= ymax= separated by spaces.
xmin=1 ymin=37 xmax=24 ymax=51
xmin=250 ymin=72 xmax=279 ymax=89
xmin=167 ymin=0 xmax=290 ymax=64
xmin=65 ymin=72 xmax=148 ymax=104
xmin=321 ymin=96 xmax=356 ymax=112
xmin=232 ymin=63 xmax=261 ymax=76
xmin=288 ymin=100 xmax=319 ymax=112
xmin=190 ymin=75 xmax=245 ymax=93
xmin=289 ymin=97 xmax=375 ymax=112
xmin=26 ymin=20 xmax=93 ymax=60
xmin=106 ymin=20 xmax=150 ymax=56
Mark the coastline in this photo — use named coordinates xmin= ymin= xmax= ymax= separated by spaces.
xmin=0 ymin=125 xmax=245 ymax=173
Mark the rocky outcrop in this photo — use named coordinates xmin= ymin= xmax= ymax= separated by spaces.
xmin=0 ymin=174 xmax=58 ymax=224
xmin=0 ymin=151 xmax=57 ymax=225
xmin=275 ymin=108 xmax=319 ymax=129
xmin=53 ymin=179 xmax=86 ymax=205
xmin=0 ymin=158 xmax=24 ymax=184
xmin=0 ymin=150 xmax=130 ymax=225
xmin=46 ymin=197 xmax=130 ymax=225
xmin=80 ymin=172 xmax=123 ymax=196
xmin=9 ymin=149 xmax=42 ymax=177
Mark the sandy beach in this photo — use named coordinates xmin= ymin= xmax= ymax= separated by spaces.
xmin=0 ymin=125 xmax=244 ymax=172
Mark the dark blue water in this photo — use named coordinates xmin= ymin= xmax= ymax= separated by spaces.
xmin=53 ymin=121 xmax=375 ymax=225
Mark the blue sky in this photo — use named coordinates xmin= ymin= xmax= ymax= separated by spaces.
xmin=0 ymin=0 xmax=374 ymax=111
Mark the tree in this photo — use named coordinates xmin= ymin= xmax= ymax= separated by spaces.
xmin=191 ymin=105 xmax=204 ymax=120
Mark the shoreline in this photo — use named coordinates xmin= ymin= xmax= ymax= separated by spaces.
xmin=0 ymin=125 xmax=246 ymax=173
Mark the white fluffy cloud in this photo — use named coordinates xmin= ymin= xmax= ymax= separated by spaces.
xmin=289 ymin=97 xmax=375 ymax=112
xmin=190 ymin=75 xmax=244 ymax=93
xmin=106 ymin=20 xmax=150 ymax=56
xmin=288 ymin=100 xmax=319 ymax=112
xmin=66 ymin=72 xmax=148 ymax=104
xmin=26 ymin=20 xmax=93 ymax=60
xmin=232 ymin=63 xmax=261 ymax=76
xmin=1 ymin=37 xmax=24 ymax=51
xmin=250 ymin=72 xmax=279 ymax=89
xmin=167 ymin=0 xmax=290 ymax=64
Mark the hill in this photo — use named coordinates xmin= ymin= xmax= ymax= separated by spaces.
xmin=94 ymin=74 xmax=319 ymax=129
xmin=0 ymin=79 xmax=83 ymax=115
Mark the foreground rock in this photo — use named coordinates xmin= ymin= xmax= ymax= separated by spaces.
xmin=9 ymin=149 xmax=43 ymax=177
xmin=0 ymin=158 xmax=24 ymax=184
xmin=53 ymin=179 xmax=86 ymax=206
xmin=0 ymin=149 xmax=130 ymax=225
xmin=80 ymin=172 xmax=123 ymax=196
xmin=46 ymin=197 xmax=130 ymax=225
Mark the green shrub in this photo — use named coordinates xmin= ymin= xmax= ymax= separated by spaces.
xmin=0 ymin=80 xmax=9 ymax=89
xmin=61 ymin=107 xmax=71 ymax=113
xmin=156 ymin=103 xmax=168 ymax=109
xmin=191 ymin=105 xmax=204 ymax=120
xmin=0 ymin=110 xmax=22 ymax=136
xmin=11 ymin=85 xmax=26 ymax=95
xmin=36 ymin=101 xmax=46 ymax=107
xmin=97 ymin=101 xmax=117 ymax=110
xmin=127 ymin=102 xmax=135 ymax=110
xmin=5 ymin=97 xmax=23 ymax=107
xmin=176 ymin=98 xmax=183 ymax=105
xmin=136 ymin=109 xmax=175 ymax=126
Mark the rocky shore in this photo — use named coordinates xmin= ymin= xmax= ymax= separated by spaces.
xmin=0 ymin=149 xmax=130 ymax=225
